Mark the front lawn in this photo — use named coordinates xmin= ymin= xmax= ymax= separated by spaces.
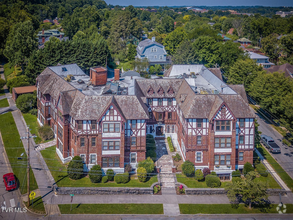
xmin=179 ymin=204 xmax=293 ymax=214
xmin=176 ymin=174 xmax=230 ymax=188
xmin=0 ymin=112 xmax=38 ymax=194
xmin=0 ymin=88 xmax=5 ymax=96
xmin=24 ymin=196 xmax=45 ymax=214
xmin=41 ymin=146 xmax=157 ymax=187
xmin=0 ymin=98 xmax=9 ymax=107
xmin=59 ymin=204 xmax=163 ymax=214
xmin=22 ymin=113 xmax=42 ymax=144
xmin=256 ymin=144 xmax=293 ymax=191
xmin=254 ymin=163 xmax=281 ymax=189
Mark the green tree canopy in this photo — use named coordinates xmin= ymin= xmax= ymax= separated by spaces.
xmin=163 ymin=27 xmax=187 ymax=55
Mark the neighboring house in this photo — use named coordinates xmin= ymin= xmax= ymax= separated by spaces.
xmin=247 ymin=51 xmax=275 ymax=69
xmin=227 ymin=28 xmax=234 ymax=35
xmin=36 ymin=63 xmax=254 ymax=178
xmin=266 ymin=63 xmax=293 ymax=78
xmin=136 ymin=37 xmax=169 ymax=65
xmin=43 ymin=19 xmax=53 ymax=24
xmin=37 ymin=29 xmax=68 ymax=48
xmin=276 ymin=11 xmax=293 ymax=17
xmin=217 ymin=33 xmax=231 ymax=41
xmin=12 ymin=86 xmax=37 ymax=102
xmin=121 ymin=70 xmax=140 ymax=78
xmin=236 ymin=38 xmax=252 ymax=47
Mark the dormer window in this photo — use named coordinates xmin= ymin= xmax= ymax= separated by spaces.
xmin=216 ymin=120 xmax=230 ymax=131
xmin=147 ymin=86 xmax=154 ymax=95
xmin=157 ymin=87 xmax=164 ymax=95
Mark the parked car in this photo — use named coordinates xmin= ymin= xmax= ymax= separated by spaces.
xmin=261 ymin=135 xmax=281 ymax=153
xmin=3 ymin=173 xmax=17 ymax=191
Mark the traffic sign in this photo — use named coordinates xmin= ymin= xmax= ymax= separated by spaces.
xmin=70 ymin=194 xmax=74 ymax=197
xmin=29 ymin=191 xmax=36 ymax=200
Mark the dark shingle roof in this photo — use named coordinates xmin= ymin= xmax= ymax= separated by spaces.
xmin=121 ymin=71 xmax=140 ymax=77
xmin=228 ymin=84 xmax=248 ymax=103
xmin=136 ymin=39 xmax=165 ymax=55
xmin=266 ymin=63 xmax=293 ymax=78
xmin=208 ymin=68 xmax=223 ymax=81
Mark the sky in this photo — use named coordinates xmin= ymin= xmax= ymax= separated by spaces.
xmin=105 ymin=0 xmax=293 ymax=7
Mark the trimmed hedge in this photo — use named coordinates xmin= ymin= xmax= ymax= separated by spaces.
xmin=89 ymin=165 xmax=102 ymax=183
xmin=138 ymin=157 xmax=155 ymax=173
xmin=67 ymin=156 xmax=84 ymax=180
xmin=195 ymin=169 xmax=204 ymax=181
xmin=114 ymin=172 xmax=130 ymax=184
xmin=206 ymin=174 xmax=221 ymax=188
xmin=102 ymin=176 xmax=108 ymax=183
xmin=167 ymin=137 xmax=175 ymax=152
xmin=137 ymin=167 xmax=147 ymax=182
xmin=106 ymin=169 xmax=115 ymax=181
xmin=182 ymin=160 xmax=195 ymax=177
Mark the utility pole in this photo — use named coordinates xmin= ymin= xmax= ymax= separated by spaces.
xmin=20 ymin=126 xmax=36 ymax=205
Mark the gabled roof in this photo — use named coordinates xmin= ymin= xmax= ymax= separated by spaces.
xmin=208 ymin=68 xmax=223 ymax=81
xmin=136 ymin=39 xmax=166 ymax=56
xmin=228 ymin=84 xmax=249 ymax=103
xmin=266 ymin=63 xmax=293 ymax=78
xmin=248 ymin=51 xmax=269 ymax=60
xmin=237 ymin=38 xmax=252 ymax=43
xmin=121 ymin=70 xmax=140 ymax=78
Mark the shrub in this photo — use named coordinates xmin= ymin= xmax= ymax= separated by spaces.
xmin=0 ymin=78 xmax=5 ymax=89
xmin=146 ymin=149 xmax=156 ymax=161
xmin=16 ymin=93 xmax=37 ymax=113
xmin=67 ymin=156 xmax=84 ymax=180
xmin=167 ymin=137 xmax=175 ymax=152
xmin=125 ymin=164 xmax=132 ymax=173
xmin=203 ymin=168 xmax=210 ymax=177
xmin=172 ymin=153 xmax=181 ymax=162
xmin=256 ymin=164 xmax=268 ymax=177
xmin=7 ymin=75 xmax=30 ymax=93
xmin=154 ymin=186 xmax=159 ymax=194
xmin=244 ymin=162 xmax=254 ymax=175
xmin=178 ymin=185 xmax=185 ymax=194
xmin=211 ymin=171 xmax=217 ymax=175
xmin=102 ymin=176 xmax=108 ymax=183
xmin=38 ymin=125 xmax=54 ymax=141
xmin=146 ymin=134 xmax=156 ymax=149
xmin=254 ymin=158 xmax=260 ymax=166
xmin=137 ymin=167 xmax=147 ymax=182
xmin=232 ymin=170 xmax=241 ymax=178
xmin=195 ymin=169 xmax=204 ymax=181
xmin=182 ymin=160 xmax=195 ymax=177
xmin=138 ymin=157 xmax=155 ymax=173
xmin=114 ymin=172 xmax=130 ymax=184
xmin=106 ymin=169 xmax=115 ymax=181
xmin=206 ymin=174 xmax=221 ymax=188
xmin=89 ymin=165 xmax=102 ymax=183
xmin=232 ymin=177 xmax=242 ymax=183
xmin=28 ymin=108 xmax=38 ymax=116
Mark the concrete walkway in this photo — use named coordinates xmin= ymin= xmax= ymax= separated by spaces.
xmin=35 ymin=138 xmax=57 ymax=151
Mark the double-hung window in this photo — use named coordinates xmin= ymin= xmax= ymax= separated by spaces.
xmin=102 ymin=141 xmax=120 ymax=150
xmin=197 ymin=136 xmax=202 ymax=145
xmin=91 ymin=120 xmax=96 ymax=130
xmin=91 ymin=137 xmax=96 ymax=147
xmin=77 ymin=121 xmax=82 ymax=130
xmin=215 ymin=137 xmax=231 ymax=148
xmin=239 ymin=152 xmax=244 ymax=161
xmin=131 ymin=120 xmax=136 ymax=130
xmin=148 ymin=99 xmax=153 ymax=106
xmin=130 ymin=153 xmax=136 ymax=163
xmin=80 ymin=138 xmax=85 ymax=147
xmin=196 ymin=152 xmax=202 ymax=162
xmin=239 ymin=135 xmax=244 ymax=144
xmin=158 ymin=98 xmax=163 ymax=106
xmin=168 ymin=112 xmax=172 ymax=119
xmin=131 ymin=137 xmax=136 ymax=146
xmin=239 ymin=119 xmax=245 ymax=127
xmin=90 ymin=154 xmax=96 ymax=164
xmin=197 ymin=119 xmax=203 ymax=128
xmin=168 ymin=98 xmax=172 ymax=106
xmin=215 ymin=155 xmax=231 ymax=165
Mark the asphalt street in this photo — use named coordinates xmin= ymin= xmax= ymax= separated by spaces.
xmin=255 ymin=112 xmax=293 ymax=179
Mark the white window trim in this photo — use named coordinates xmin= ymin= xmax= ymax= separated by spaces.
xmin=130 ymin=152 xmax=137 ymax=164
xmin=89 ymin=153 xmax=97 ymax=165
xmin=195 ymin=151 xmax=203 ymax=163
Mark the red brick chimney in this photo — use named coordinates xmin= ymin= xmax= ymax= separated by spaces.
xmin=90 ymin=67 xmax=107 ymax=86
xmin=114 ymin=69 xmax=120 ymax=81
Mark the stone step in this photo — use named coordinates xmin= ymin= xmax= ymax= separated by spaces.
xmin=163 ymin=204 xmax=180 ymax=216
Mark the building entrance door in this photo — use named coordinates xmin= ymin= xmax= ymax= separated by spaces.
xmin=156 ymin=126 xmax=163 ymax=136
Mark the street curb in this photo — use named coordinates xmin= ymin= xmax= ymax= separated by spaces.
xmin=22 ymin=200 xmax=46 ymax=216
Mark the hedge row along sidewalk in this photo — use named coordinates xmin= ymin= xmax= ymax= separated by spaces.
xmin=0 ymin=112 xmax=38 ymax=194
xmin=256 ymin=144 xmax=293 ymax=191
xmin=179 ymin=204 xmax=293 ymax=214
xmin=58 ymin=204 xmax=164 ymax=214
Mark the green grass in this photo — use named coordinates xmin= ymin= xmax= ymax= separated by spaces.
xmin=176 ymin=174 xmax=230 ymax=188
xmin=256 ymin=144 xmax=293 ymax=191
xmin=0 ymin=112 xmax=38 ymax=194
xmin=118 ymin=61 xmax=134 ymax=71
xmin=0 ymin=98 xmax=9 ymax=107
xmin=59 ymin=204 xmax=163 ymax=214
xmin=41 ymin=146 xmax=158 ymax=187
xmin=4 ymin=63 xmax=14 ymax=80
xmin=254 ymin=163 xmax=281 ymax=189
xmin=177 ymin=172 xmax=280 ymax=189
xmin=179 ymin=204 xmax=293 ymax=214
xmin=22 ymin=113 xmax=42 ymax=144
xmin=24 ymin=196 xmax=45 ymax=214
xmin=0 ymin=88 xmax=5 ymax=96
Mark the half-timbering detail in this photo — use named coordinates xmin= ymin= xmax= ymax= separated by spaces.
xmin=36 ymin=64 xmax=255 ymax=178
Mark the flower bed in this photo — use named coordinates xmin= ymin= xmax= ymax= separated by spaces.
xmin=167 ymin=137 xmax=175 ymax=152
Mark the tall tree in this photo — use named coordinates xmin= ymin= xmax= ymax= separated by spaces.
xmin=4 ymin=20 xmax=37 ymax=70
xmin=173 ymin=40 xmax=197 ymax=64
xmin=261 ymin=33 xmax=279 ymax=61
xmin=226 ymin=171 xmax=268 ymax=209
xmin=163 ymin=27 xmax=187 ymax=55
xmin=160 ymin=16 xmax=174 ymax=33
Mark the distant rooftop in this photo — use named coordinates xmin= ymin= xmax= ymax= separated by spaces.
xmin=247 ymin=51 xmax=269 ymax=60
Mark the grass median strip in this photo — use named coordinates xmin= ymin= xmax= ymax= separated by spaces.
xmin=58 ymin=204 xmax=163 ymax=214
xmin=256 ymin=144 xmax=293 ymax=191
xmin=22 ymin=113 xmax=42 ymax=144
xmin=0 ymin=112 xmax=38 ymax=194
xmin=41 ymin=146 xmax=157 ymax=187
xmin=0 ymin=98 xmax=9 ymax=107
xmin=179 ymin=204 xmax=293 ymax=214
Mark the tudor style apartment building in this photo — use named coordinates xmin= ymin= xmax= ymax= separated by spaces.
xmin=36 ymin=64 xmax=255 ymax=178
